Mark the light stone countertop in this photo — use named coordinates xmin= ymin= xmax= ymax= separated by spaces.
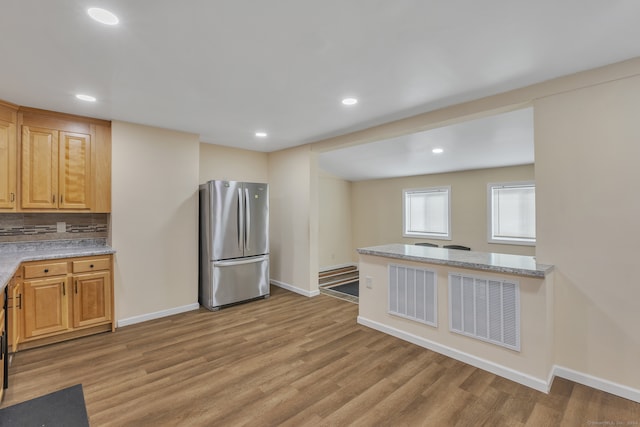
xmin=357 ymin=243 xmax=553 ymax=278
xmin=0 ymin=239 xmax=116 ymax=291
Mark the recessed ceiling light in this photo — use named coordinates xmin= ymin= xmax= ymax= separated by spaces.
xmin=87 ymin=7 xmax=119 ymax=25
xmin=341 ymin=98 xmax=358 ymax=106
xmin=432 ymin=148 xmax=444 ymax=154
xmin=76 ymin=94 xmax=97 ymax=102
xmin=255 ymin=132 xmax=267 ymax=138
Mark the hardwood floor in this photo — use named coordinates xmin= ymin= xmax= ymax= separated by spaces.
xmin=2 ymin=286 xmax=639 ymax=426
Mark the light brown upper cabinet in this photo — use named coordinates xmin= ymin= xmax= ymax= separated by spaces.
xmin=18 ymin=107 xmax=111 ymax=212
xmin=0 ymin=101 xmax=18 ymax=211
xmin=21 ymin=126 xmax=92 ymax=210
xmin=60 ymin=131 xmax=92 ymax=209
xmin=21 ymin=126 xmax=61 ymax=209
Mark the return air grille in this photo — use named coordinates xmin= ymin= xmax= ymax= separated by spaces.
xmin=388 ymin=264 xmax=437 ymax=327
xmin=449 ymin=273 xmax=520 ymax=351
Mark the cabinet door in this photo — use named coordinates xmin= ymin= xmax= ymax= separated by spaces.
xmin=24 ymin=277 xmax=69 ymax=338
xmin=21 ymin=126 xmax=59 ymax=209
xmin=59 ymin=131 xmax=91 ymax=210
xmin=73 ymin=271 xmax=111 ymax=328
xmin=0 ymin=118 xmax=17 ymax=210
xmin=8 ymin=279 xmax=22 ymax=351
xmin=0 ymin=308 xmax=4 ymax=401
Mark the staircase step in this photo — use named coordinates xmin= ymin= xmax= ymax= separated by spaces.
xmin=319 ymin=271 xmax=359 ymax=287
xmin=319 ymin=265 xmax=357 ymax=279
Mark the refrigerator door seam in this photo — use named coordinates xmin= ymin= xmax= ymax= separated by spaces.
xmin=237 ymin=187 xmax=243 ymax=252
xmin=245 ymin=187 xmax=251 ymax=251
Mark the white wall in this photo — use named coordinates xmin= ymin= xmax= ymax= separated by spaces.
xmin=318 ymin=170 xmax=353 ymax=269
xmin=111 ymin=121 xmax=200 ymax=324
xmin=268 ymin=145 xmax=319 ymax=296
xmin=534 ymin=74 xmax=640 ymax=394
xmin=199 ymin=143 xmax=268 ymax=184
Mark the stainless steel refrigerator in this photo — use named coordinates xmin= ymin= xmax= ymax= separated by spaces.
xmin=199 ymin=180 xmax=269 ymax=310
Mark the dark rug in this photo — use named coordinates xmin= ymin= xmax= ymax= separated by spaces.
xmin=330 ymin=281 xmax=359 ymax=297
xmin=0 ymin=384 xmax=89 ymax=427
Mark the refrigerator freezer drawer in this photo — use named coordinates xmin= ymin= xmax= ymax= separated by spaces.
xmin=201 ymin=255 xmax=270 ymax=310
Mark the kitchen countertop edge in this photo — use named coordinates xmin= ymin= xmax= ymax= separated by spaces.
xmin=357 ymin=243 xmax=553 ymax=278
xmin=0 ymin=240 xmax=116 ymax=291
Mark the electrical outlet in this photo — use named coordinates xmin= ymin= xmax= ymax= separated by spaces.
xmin=57 ymin=222 xmax=66 ymax=233
xmin=365 ymin=276 xmax=373 ymax=289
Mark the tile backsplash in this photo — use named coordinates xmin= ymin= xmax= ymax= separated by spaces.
xmin=0 ymin=213 xmax=109 ymax=242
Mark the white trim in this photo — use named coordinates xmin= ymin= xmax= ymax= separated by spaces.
xmin=319 ymin=263 xmax=358 ymax=273
xmin=357 ymin=315 xmax=548 ymax=393
xmin=552 ymin=365 xmax=640 ymax=403
xmin=117 ymin=303 xmax=200 ymax=328
xmin=271 ymin=279 xmax=320 ymax=297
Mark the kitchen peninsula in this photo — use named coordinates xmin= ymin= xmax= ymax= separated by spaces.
xmin=357 ymin=243 xmax=555 ymax=393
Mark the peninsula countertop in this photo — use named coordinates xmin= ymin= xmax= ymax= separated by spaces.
xmin=0 ymin=239 xmax=116 ymax=291
xmin=357 ymin=243 xmax=553 ymax=278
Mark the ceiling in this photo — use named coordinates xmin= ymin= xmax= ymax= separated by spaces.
xmin=1 ymin=1 xmax=640 ymax=157
xmin=319 ymin=108 xmax=534 ymax=181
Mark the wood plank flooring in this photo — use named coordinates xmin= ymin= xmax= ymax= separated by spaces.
xmin=2 ymin=286 xmax=639 ymax=426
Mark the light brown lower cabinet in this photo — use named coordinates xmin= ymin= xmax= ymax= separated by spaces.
xmin=0 ymin=301 xmax=5 ymax=402
xmin=11 ymin=255 xmax=114 ymax=351
xmin=72 ymin=271 xmax=112 ymax=329
xmin=24 ymin=276 xmax=70 ymax=338
xmin=7 ymin=273 xmax=22 ymax=352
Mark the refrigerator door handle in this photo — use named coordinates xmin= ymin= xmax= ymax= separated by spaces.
xmin=245 ymin=187 xmax=251 ymax=250
xmin=237 ymin=188 xmax=243 ymax=251
xmin=214 ymin=256 xmax=267 ymax=267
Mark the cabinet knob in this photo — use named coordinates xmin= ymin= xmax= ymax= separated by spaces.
xmin=44 ymin=269 xmax=49 ymax=273
xmin=90 ymin=264 xmax=94 ymax=268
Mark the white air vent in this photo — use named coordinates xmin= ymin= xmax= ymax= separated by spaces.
xmin=449 ymin=273 xmax=520 ymax=351
xmin=388 ymin=264 xmax=437 ymax=327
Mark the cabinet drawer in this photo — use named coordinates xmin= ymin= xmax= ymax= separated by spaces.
xmin=23 ymin=261 xmax=68 ymax=279
xmin=72 ymin=258 xmax=110 ymax=273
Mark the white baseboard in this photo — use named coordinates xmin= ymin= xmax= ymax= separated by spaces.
xmin=319 ymin=263 xmax=358 ymax=273
xmin=357 ymin=316 xmax=549 ymax=393
xmin=552 ymin=365 xmax=640 ymax=403
xmin=117 ymin=303 xmax=200 ymax=328
xmin=271 ymin=279 xmax=320 ymax=297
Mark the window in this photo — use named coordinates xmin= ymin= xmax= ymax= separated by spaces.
xmin=488 ymin=182 xmax=535 ymax=245
xmin=403 ymin=186 xmax=451 ymax=239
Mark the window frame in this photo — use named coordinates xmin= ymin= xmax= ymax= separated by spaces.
xmin=402 ymin=186 xmax=452 ymax=240
xmin=487 ymin=181 xmax=536 ymax=246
